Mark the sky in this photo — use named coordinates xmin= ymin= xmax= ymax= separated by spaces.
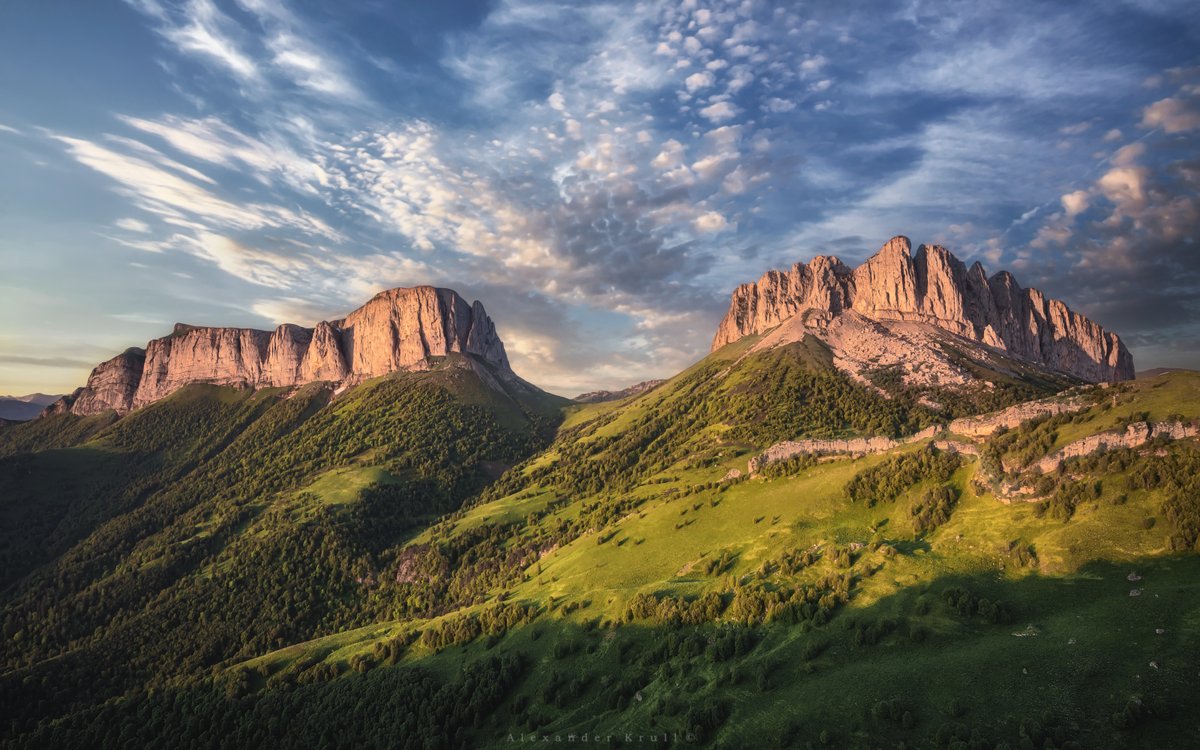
xmin=1 ymin=0 xmax=1198 ymax=397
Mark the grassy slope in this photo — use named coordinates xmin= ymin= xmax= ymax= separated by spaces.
xmin=0 ymin=360 xmax=566 ymax=721
xmin=241 ymin=370 xmax=1200 ymax=748
xmin=4 ymin=345 xmax=1197 ymax=748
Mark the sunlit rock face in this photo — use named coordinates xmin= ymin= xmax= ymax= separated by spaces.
xmin=48 ymin=348 xmax=146 ymax=416
xmin=711 ymin=235 xmax=1134 ymax=383
xmin=50 ymin=286 xmax=513 ymax=416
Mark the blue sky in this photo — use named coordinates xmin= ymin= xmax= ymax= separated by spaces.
xmin=1 ymin=0 xmax=1198 ymax=396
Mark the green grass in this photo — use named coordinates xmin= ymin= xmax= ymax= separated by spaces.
xmin=301 ymin=465 xmax=401 ymax=506
xmin=213 ymin=371 xmax=1200 ymax=747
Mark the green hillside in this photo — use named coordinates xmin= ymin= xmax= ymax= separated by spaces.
xmin=2 ymin=348 xmax=1198 ymax=748
xmin=0 ymin=357 xmax=565 ymax=730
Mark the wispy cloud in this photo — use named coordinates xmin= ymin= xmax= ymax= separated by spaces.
xmin=51 ymin=131 xmax=339 ymax=241
xmin=128 ymin=0 xmax=365 ymax=103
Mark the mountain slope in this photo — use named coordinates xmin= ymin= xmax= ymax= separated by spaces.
xmin=573 ymin=379 xmax=666 ymax=403
xmin=0 ymin=355 xmax=566 ymax=727
xmin=9 ymin=364 xmax=1195 ymax=749
xmin=282 ymin=371 xmax=1200 ymax=746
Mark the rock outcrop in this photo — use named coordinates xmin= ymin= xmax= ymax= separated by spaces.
xmin=712 ymin=236 xmax=1134 ymax=382
xmin=50 ymin=348 xmax=146 ymax=416
xmin=1032 ymin=420 xmax=1199 ymax=475
xmin=51 ymin=286 xmax=513 ymax=416
xmin=746 ymin=426 xmax=983 ymax=474
xmin=747 ymin=393 xmax=1094 ymax=473
xmin=945 ymin=397 xmax=1091 ymax=438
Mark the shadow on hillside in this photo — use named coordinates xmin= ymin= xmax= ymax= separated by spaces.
xmin=8 ymin=555 xmax=1198 ymax=750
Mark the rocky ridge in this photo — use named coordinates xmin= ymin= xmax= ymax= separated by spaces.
xmin=747 ymin=394 xmax=1093 ymax=473
xmin=574 ymin=379 xmax=666 ymax=403
xmin=51 ymin=287 xmax=515 ymax=416
xmin=1032 ymin=420 xmax=1199 ymax=475
xmin=712 ymin=236 xmax=1133 ymax=383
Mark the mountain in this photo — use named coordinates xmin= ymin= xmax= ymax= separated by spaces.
xmin=573 ymin=379 xmax=665 ymax=403
xmin=0 ymin=394 xmax=62 ymax=422
xmin=3 ymin=261 xmax=1199 ymax=749
xmin=47 ymin=286 xmax=515 ymax=417
xmin=713 ymin=236 xmax=1134 ymax=383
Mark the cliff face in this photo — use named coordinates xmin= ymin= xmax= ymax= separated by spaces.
xmin=50 ymin=348 xmax=146 ymax=416
xmin=53 ymin=286 xmax=512 ymax=416
xmin=338 ymin=288 xmax=510 ymax=379
xmin=712 ymin=236 xmax=1134 ymax=382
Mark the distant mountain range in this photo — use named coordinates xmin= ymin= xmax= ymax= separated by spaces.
xmin=0 ymin=393 xmax=62 ymax=421
xmin=573 ymin=379 xmax=665 ymax=403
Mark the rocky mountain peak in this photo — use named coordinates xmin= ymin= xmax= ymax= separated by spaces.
xmin=712 ymin=236 xmax=1134 ymax=383
xmin=51 ymin=286 xmax=514 ymax=416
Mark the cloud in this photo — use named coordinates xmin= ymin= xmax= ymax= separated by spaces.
xmin=684 ymin=71 xmax=715 ymax=92
xmin=799 ymin=55 xmax=827 ymax=74
xmin=699 ymin=100 xmax=740 ymax=122
xmin=128 ymin=0 xmax=365 ymax=102
xmin=116 ymin=218 xmax=152 ymax=233
xmin=1017 ymin=115 xmax=1200 ymax=364
xmin=0 ymin=354 xmax=101 ymax=369
xmin=51 ymin=132 xmax=339 ymax=240
xmin=651 ymin=139 xmax=686 ymax=169
xmin=1061 ymin=190 xmax=1090 ymax=218
xmin=182 ymin=232 xmax=315 ymax=289
xmin=1141 ymin=95 xmax=1200 ymax=132
xmin=118 ymin=114 xmax=325 ymax=191
xmin=863 ymin=2 xmax=1135 ymax=100
xmin=250 ymin=295 xmax=341 ymax=325
xmin=693 ymin=211 xmax=728 ymax=232
xmin=150 ymin=0 xmax=261 ymax=82
xmin=20 ymin=0 xmax=1198 ymax=391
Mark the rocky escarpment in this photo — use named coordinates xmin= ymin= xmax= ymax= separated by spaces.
xmin=52 ymin=286 xmax=514 ymax=416
xmin=1032 ymin=420 xmax=1199 ymax=475
xmin=712 ymin=236 xmax=1134 ymax=382
xmin=747 ymin=394 xmax=1092 ymax=473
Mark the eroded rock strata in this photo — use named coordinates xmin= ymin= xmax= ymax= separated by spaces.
xmin=712 ymin=236 xmax=1133 ymax=382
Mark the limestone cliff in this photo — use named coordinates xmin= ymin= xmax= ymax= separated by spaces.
xmin=712 ymin=236 xmax=1134 ymax=382
xmin=51 ymin=286 xmax=513 ymax=416
xmin=48 ymin=348 xmax=146 ymax=416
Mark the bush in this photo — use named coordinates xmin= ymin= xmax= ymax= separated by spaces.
xmin=845 ymin=446 xmax=962 ymax=507
xmin=911 ymin=485 xmax=960 ymax=535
